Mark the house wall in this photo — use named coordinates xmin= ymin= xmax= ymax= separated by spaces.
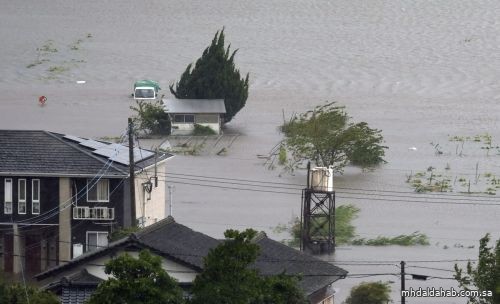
xmin=0 ymin=176 xmax=59 ymax=223
xmin=0 ymin=226 xmax=58 ymax=275
xmin=134 ymin=161 xmax=167 ymax=227
xmin=0 ymin=176 xmax=60 ymax=275
xmin=170 ymin=113 xmax=221 ymax=135
xmin=38 ymin=248 xmax=198 ymax=287
xmin=71 ymin=177 xmax=125 ymax=256
xmin=308 ymin=283 xmax=336 ymax=304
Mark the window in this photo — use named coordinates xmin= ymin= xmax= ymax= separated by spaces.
xmin=86 ymin=231 xmax=108 ymax=252
xmin=18 ymin=179 xmax=26 ymax=214
xmin=174 ymin=114 xmax=195 ymax=123
xmin=87 ymin=179 xmax=109 ymax=202
xmin=32 ymin=179 xmax=40 ymax=214
xmin=4 ymin=179 xmax=12 ymax=214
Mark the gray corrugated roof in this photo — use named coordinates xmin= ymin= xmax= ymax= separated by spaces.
xmin=0 ymin=130 xmax=173 ymax=177
xmin=163 ymin=99 xmax=226 ymax=114
xmin=36 ymin=217 xmax=346 ymax=296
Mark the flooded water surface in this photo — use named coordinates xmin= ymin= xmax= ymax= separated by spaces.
xmin=2 ymin=0 xmax=500 ymax=302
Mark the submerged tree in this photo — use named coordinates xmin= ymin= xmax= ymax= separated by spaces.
xmin=454 ymin=234 xmax=500 ymax=304
xmin=169 ymin=28 xmax=249 ymax=123
xmin=130 ymin=100 xmax=171 ymax=135
xmin=280 ymin=102 xmax=387 ymax=174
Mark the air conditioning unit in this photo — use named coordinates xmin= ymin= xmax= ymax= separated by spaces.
xmin=309 ymin=167 xmax=334 ymax=192
xmin=73 ymin=243 xmax=83 ymax=258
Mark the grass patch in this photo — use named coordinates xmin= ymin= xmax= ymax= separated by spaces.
xmin=275 ymin=204 xmax=428 ymax=247
xmin=193 ymin=124 xmax=216 ymax=136
xmin=47 ymin=65 xmax=69 ymax=73
xmin=37 ymin=40 xmax=58 ymax=53
xmin=407 ymin=169 xmax=452 ymax=193
xmin=352 ymin=232 xmax=429 ymax=246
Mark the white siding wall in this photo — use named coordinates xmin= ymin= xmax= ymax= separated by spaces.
xmin=171 ymin=113 xmax=221 ymax=135
xmin=134 ymin=161 xmax=167 ymax=227
xmin=39 ymin=249 xmax=198 ymax=287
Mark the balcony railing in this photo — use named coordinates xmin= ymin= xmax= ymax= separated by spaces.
xmin=73 ymin=207 xmax=114 ymax=220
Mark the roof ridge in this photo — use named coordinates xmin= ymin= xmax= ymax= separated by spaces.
xmin=252 ymin=231 xmax=268 ymax=243
xmin=44 ymin=131 xmax=129 ymax=176
xmin=135 ymin=216 xmax=176 ymax=238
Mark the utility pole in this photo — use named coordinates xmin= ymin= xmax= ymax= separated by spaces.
xmin=128 ymin=118 xmax=136 ymax=227
xmin=168 ymin=185 xmax=174 ymax=217
xmin=401 ymin=261 xmax=406 ymax=304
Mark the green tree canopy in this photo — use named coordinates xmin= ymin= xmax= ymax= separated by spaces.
xmin=131 ymin=100 xmax=171 ymax=135
xmin=87 ymin=250 xmax=184 ymax=304
xmin=344 ymin=281 xmax=391 ymax=304
xmin=280 ymin=102 xmax=387 ymax=174
xmin=454 ymin=233 xmax=500 ymax=304
xmin=0 ymin=279 xmax=58 ymax=304
xmin=190 ymin=229 xmax=307 ymax=304
xmin=169 ymin=28 xmax=249 ymax=123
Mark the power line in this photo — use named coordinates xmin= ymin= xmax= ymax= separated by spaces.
xmin=153 ymin=178 xmax=500 ymax=206
xmin=165 ymin=171 xmax=500 ymax=201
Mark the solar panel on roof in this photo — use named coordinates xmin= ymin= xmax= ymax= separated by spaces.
xmin=92 ymin=146 xmax=120 ymax=159
xmin=110 ymin=154 xmax=130 ymax=165
xmin=92 ymin=144 xmax=155 ymax=166
xmin=79 ymin=140 xmax=107 ymax=150
xmin=63 ymin=135 xmax=86 ymax=143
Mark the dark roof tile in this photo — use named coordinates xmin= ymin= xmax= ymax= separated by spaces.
xmin=0 ymin=130 xmax=173 ymax=177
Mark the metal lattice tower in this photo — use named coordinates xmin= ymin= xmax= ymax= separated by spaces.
xmin=300 ymin=165 xmax=336 ymax=254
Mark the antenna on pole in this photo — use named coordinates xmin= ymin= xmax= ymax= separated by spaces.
xmin=128 ymin=118 xmax=137 ymax=227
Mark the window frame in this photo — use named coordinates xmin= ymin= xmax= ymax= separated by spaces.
xmin=86 ymin=231 xmax=109 ymax=252
xmin=4 ymin=179 xmax=13 ymax=214
xmin=174 ymin=114 xmax=195 ymax=123
xmin=18 ymin=179 xmax=27 ymax=214
xmin=32 ymin=179 xmax=40 ymax=214
xmin=86 ymin=179 xmax=110 ymax=202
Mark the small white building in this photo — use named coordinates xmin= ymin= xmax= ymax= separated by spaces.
xmin=163 ymin=99 xmax=226 ymax=135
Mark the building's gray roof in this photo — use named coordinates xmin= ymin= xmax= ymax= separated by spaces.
xmin=163 ymin=99 xmax=226 ymax=114
xmin=0 ymin=130 xmax=173 ymax=177
xmin=36 ymin=217 xmax=347 ymax=297
xmin=253 ymin=234 xmax=348 ymax=295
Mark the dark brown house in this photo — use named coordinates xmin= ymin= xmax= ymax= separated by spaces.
xmin=0 ymin=130 xmax=172 ymax=277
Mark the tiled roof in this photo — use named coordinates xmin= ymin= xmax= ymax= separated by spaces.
xmin=45 ymin=269 xmax=102 ymax=304
xmin=36 ymin=217 xmax=347 ymax=296
xmin=0 ymin=130 xmax=173 ymax=177
xmin=253 ymin=235 xmax=347 ymax=295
